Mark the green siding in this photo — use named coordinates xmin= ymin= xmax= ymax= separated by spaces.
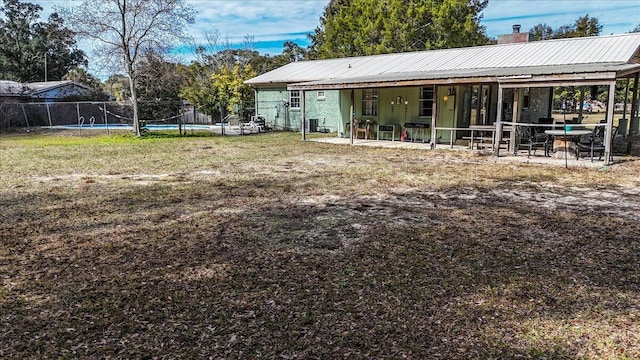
xmin=255 ymin=88 xmax=342 ymax=132
xmin=255 ymin=85 xmax=492 ymax=143
xmin=303 ymin=90 xmax=342 ymax=132
xmin=340 ymin=87 xmax=438 ymax=141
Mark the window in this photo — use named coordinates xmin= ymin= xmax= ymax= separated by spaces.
xmin=317 ymin=91 xmax=325 ymax=100
xmin=362 ymin=89 xmax=378 ymax=116
xmin=419 ymin=86 xmax=434 ymax=117
xmin=289 ymin=90 xmax=300 ymax=109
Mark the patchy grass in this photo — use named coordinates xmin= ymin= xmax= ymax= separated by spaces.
xmin=1 ymin=132 xmax=640 ymax=359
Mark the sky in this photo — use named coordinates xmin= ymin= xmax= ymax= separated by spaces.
xmin=24 ymin=0 xmax=640 ymax=76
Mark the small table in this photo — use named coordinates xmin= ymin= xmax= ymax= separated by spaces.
xmin=377 ymin=124 xmax=395 ymax=141
xmin=544 ymin=129 xmax=591 ymax=158
xmin=467 ymin=125 xmax=512 ymax=150
xmin=403 ymin=123 xmax=430 ymax=142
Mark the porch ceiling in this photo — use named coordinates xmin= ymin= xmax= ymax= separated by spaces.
xmin=287 ymin=63 xmax=640 ymax=90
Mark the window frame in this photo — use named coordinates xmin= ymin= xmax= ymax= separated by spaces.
xmin=289 ymin=90 xmax=301 ymax=109
xmin=361 ymin=88 xmax=378 ymax=117
xmin=419 ymin=86 xmax=434 ymax=117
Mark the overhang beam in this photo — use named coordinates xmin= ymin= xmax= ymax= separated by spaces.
xmin=287 ymin=72 xmax=622 ymax=91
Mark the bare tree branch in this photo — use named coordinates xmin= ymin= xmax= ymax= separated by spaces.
xmin=58 ymin=0 xmax=195 ymax=136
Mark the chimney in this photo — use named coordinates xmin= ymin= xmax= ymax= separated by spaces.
xmin=498 ymin=24 xmax=533 ymax=44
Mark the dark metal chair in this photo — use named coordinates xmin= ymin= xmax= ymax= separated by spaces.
xmin=576 ymin=126 xmax=617 ymax=162
xmin=517 ymin=126 xmax=550 ymax=157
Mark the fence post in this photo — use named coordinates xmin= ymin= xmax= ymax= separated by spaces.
xmin=21 ymin=104 xmax=29 ymax=129
xmin=103 ymin=102 xmax=110 ymax=135
xmin=46 ymin=103 xmax=52 ymax=134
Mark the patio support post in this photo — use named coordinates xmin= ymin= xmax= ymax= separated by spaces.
xmin=630 ymin=72 xmax=639 ymax=135
xmin=301 ymin=90 xmax=306 ymax=141
xmin=623 ymin=78 xmax=630 ymax=122
xmin=350 ymin=90 xmax=354 ymax=145
xmin=509 ymin=87 xmax=519 ymax=154
xmin=493 ymin=85 xmax=504 ymax=157
xmin=548 ymin=86 xmax=554 ymax=118
xmin=604 ymin=81 xmax=616 ymax=165
xmin=578 ymin=87 xmax=585 ymax=122
xmin=431 ymin=85 xmax=438 ymax=149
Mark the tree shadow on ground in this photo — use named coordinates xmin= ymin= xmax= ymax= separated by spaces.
xmin=1 ymin=176 xmax=639 ymax=358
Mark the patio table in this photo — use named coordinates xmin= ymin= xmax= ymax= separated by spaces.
xmin=544 ymin=129 xmax=591 ymax=159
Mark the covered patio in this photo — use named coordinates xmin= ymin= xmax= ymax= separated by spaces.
xmin=291 ymin=33 xmax=640 ymax=166
xmin=308 ymin=136 xmax=632 ymax=168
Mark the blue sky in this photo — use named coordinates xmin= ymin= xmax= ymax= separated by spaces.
xmin=28 ymin=0 xmax=640 ymax=68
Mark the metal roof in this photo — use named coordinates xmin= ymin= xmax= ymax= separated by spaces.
xmin=245 ymin=33 xmax=640 ymax=88
xmin=291 ymin=63 xmax=640 ymax=90
xmin=0 ymin=80 xmax=89 ymax=97
xmin=0 ymin=80 xmax=26 ymax=97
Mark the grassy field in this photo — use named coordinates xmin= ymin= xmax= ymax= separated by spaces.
xmin=2 ymin=131 xmax=640 ymax=359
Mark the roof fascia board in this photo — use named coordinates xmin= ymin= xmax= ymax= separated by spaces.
xmin=288 ymin=77 xmax=499 ymax=90
xmin=501 ymin=80 xmax=617 ymax=88
xmin=616 ymin=66 xmax=640 ymax=78
xmin=246 ymin=82 xmax=294 ymax=88
xmin=287 ymin=72 xmax=619 ymax=91
xmin=499 ymin=72 xmax=618 ymax=84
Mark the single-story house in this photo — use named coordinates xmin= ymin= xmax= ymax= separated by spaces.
xmin=0 ymin=80 xmax=94 ymax=102
xmin=245 ymin=29 xmax=640 ymax=164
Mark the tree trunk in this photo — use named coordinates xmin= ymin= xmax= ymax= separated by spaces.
xmin=129 ymin=79 xmax=140 ymax=136
xmin=126 ymin=61 xmax=140 ymax=137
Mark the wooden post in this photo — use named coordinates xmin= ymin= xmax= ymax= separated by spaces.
xmin=509 ymin=88 xmax=519 ymax=154
xmin=622 ymin=77 xmax=630 ymax=121
xmin=630 ymin=72 xmax=639 ymax=135
xmin=578 ymin=87 xmax=585 ymax=122
xmin=431 ymin=85 xmax=437 ymax=149
xmin=493 ymin=85 xmax=504 ymax=157
xmin=350 ymin=90 xmax=354 ymax=145
xmin=301 ymin=90 xmax=306 ymax=141
xmin=604 ymin=81 xmax=616 ymax=165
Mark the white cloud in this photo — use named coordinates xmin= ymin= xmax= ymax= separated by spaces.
xmin=481 ymin=0 xmax=639 ymax=36
xmin=191 ymin=0 xmax=325 ymax=40
xmin=22 ymin=0 xmax=640 ymax=72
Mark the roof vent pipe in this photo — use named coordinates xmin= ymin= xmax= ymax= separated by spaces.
xmin=513 ymin=24 xmax=521 ymax=33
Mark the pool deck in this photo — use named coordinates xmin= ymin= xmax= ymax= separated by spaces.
xmin=44 ymin=124 xmax=261 ymax=136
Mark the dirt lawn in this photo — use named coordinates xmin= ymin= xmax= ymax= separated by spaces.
xmin=1 ymin=132 xmax=640 ymax=359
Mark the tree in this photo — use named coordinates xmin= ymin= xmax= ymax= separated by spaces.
xmin=631 ymin=24 xmax=640 ymax=33
xmin=530 ymin=14 xmax=602 ymax=41
xmin=181 ymin=29 xmax=261 ymax=122
xmin=179 ymin=62 xmax=218 ymax=117
xmin=0 ymin=0 xmax=86 ymax=82
xmin=530 ymin=24 xmax=554 ymax=41
xmin=62 ymin=67 xmax=108 ymax=100
xmin=135 ymin=51 xmax=185 ymax=121
xmin=308 ymin=0 xmax=490 ymax=59
xmin=179 ymin=62 xmax=256 ymax=122
xmin=280 ymin=41 xmax=306 ymax=63
xmin=103 ymin=74 xmax=131 ymax=101
xmin=60 ymin=0 xmax=195 ymax=136
xmin=572 ymin=14 xmax=602 ymax=37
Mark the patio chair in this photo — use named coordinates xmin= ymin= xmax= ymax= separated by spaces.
xmin=576 ymin=126 xmax=617 ymax=162
xmin=517 ymin=126 xmax=550 ymax=157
